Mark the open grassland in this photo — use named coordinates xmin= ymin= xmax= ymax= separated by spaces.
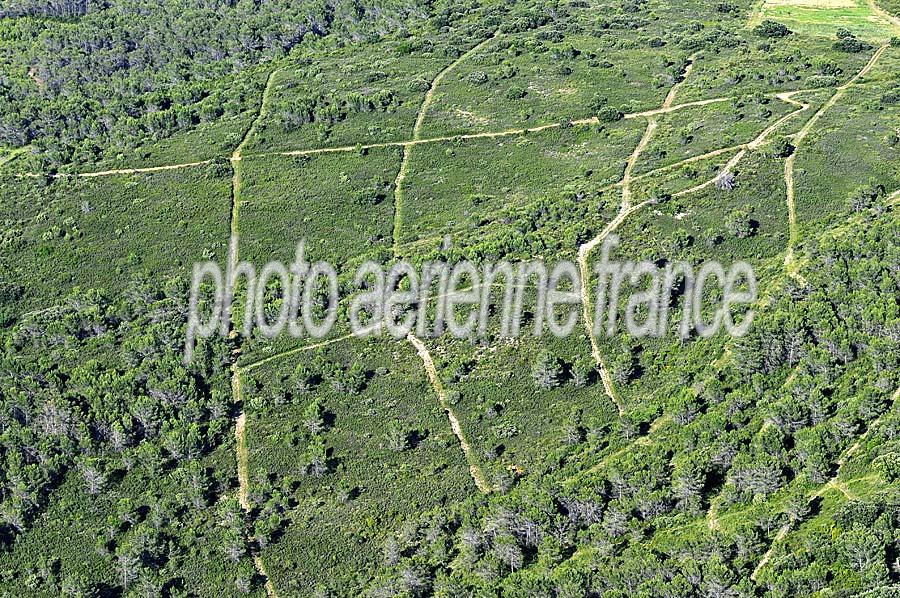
xmin=420 ymin=31 xmax=685 ymax=138
xmin=398 ymin=122 xmax=644 ymax=257
xmin=242 ymin=41 xmax=454 ymax=154
xmin=238 ymin=149 xmax=400 ymax=267
xmin=0 ymin=166 xmax=231 ymax=316
xmin=760 ymin=0 xmax=898 ymax=40
xmin=792 ymin=79 xmax=900 ymax=227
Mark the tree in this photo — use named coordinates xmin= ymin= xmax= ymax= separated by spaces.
xmin=847 ymin=182 xmax=884 ymax=212
xmin=302 ymin=398 xmax=325 ymax=435
xmin=771 ymin=136 xmax=794 ymax=158
xmin=753 ymin=20 xmax=792 ymax=38
xmin=597 ymin=106 xmax=624 ymax=122
xmin=532 ymin=352 xmax=562 ymax=389
xmin=833 ymin=30 xmax=870 ymax=53
xmin=305 ymin=437 xmax=330 ymax=476
xmin=715 ymin=171 xmax=736 ymax=192
xmin=873 ymin=452 xmax=900 ymax=482
xmin=80 ymin=463 xmax=106 ymax=495
xmin=385 ymin=419 xmax=408 ymax=452
xmin=115 ymin=547 xmax=141 ymax=591
xmin=726 ymin=207 xmax=754 ymax=238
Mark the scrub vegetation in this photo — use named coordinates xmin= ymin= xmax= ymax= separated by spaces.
xmin=1 ymin=0 xmax=898 ymax=595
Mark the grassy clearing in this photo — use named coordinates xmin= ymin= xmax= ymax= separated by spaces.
xmin=760 ymin=0 xmax=898 ymax=40
xmin=242 ymin=41 xmax=454 ymax=154
xmin=793 ymin=81 xmax=900 ymax=227
xmin=238 ymin=149 xmax=400 ymax=267
xmin=428 ymin=333 xmax=620 ymax=478
xmin=0 ymin=166 xmax=231 ymax=315
xmin=421 ymin=30 xmax=686 ymax=137
xmin=676 ymin=35 xmax=875 ymax=102
xmin=90 ymin=114 xmax=254 ymax=172
xmin=633 ymin=95 xmax=795 ymax=175
xmin=398 ymin=121 xmax=644 ymax=256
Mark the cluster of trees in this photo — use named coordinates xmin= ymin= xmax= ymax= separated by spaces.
xmin=0 ymin=275 xmax=265 ymax=592
xmin=833 ymin=28 xmax=871 ymax=53
xmin=753 ymin=19 xmax=792 ymax=39
xmin=273 ymin=88 xmax=400 ymax=133
xmin=0 ymin=0 xmax=87 ymax=19
xmin=0 ymin=0 xmax=427 ymax=167
xmin=358 ymin=196 xmax=899 ymax=596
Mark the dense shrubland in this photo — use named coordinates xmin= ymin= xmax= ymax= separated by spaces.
xmin=1 ymin=0 xmax=898 ymax=593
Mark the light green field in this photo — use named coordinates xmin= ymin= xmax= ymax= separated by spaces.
xmin=759 ymin=0 xmax=898 ymax=40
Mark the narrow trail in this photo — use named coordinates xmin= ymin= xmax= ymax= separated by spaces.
xmin=622 ymin=57 xmax=697 ymax=208
xmin=576 ymin=58 xmax=697 ymax=415
xmin=234 ymin=373 xmax=250 ymax=512
xmin=751 ymin=384 xmax=900 ymax=581
xmin=706 ymin=500 xmax=721 ymax=531
xmin=576 ymin=203 xmax=648 ymax=415
xmin=232 ymin=367 xmax=280 ymax=598
xmin=782 ymin=45 xmax=887 ymax=279
xmin=407 ymin=334 xmax=492 ymax=493
xmin=869 ymin=0 xmax=900 ymax=33
xmin=229 ymin=68 xmax=281 ymax=598
xmin=240 ymin=325 xmax=381 ymax=373
xmin=238 ymin=282 xmax=515 ymax=373
xmin=392 ymin=32 xmax=499 ymax=256
xmin=564 ymin=414 xmax=672 ymax=485
xmin=231 ymin=69 xmax=279 ymax=249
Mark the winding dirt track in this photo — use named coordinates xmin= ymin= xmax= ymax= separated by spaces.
xmin=751 ymin=385 xmax=899 ymax=581
xmin=576 ymin=58 xmax=699 ymax=416
xmin=229 ymin=69 xmax=281 ymax=598
xmin=869 ymin=0 xmax=900 ymax=32
xmin=392 ymin=32 xmax=499 ymax=256
xmin=782 ymin=44 xmax=888 ymax=278
xmin=407 ymin=334 xmax=493 ymax=493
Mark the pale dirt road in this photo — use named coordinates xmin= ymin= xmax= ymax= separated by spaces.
xmin=393 ymin=32 xmax=499 ymax=255
xmin=407 ymin=333 xmax=493 ymax=493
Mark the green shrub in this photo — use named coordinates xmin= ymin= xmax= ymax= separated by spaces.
xmin=753 ymin=19 xmax=792 ymax=38
xmin=597 ymin=106 xmax=624 ymax=122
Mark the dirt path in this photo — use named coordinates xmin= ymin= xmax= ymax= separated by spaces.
xmin=782 ymin=45 xmax=887 ymax=278
xmin=392 ymin=33 xmax=499 ymax=256
xmin=228 ymin=69 xmax=281 ymax=598
xmin=576 ymin=204 xmax=645 ymax=415
xmin=576 ymin=58 xmax=697 ymax=414
xmin=10 ymin=81 xmax=869 ymax=181
xmin=564 ymin=414 xmax=671 ymax=484
xmin=869 ymin=0 xmax=900 ymax=33
xmin=240 ymin=326 xmax=381 ymax=373
xmin=751 ymin=384 xmax=899 ymax=581
xmin=407 ymin=333 xmax=492 ymax=493
xmin=233 ymin=369 xmax=251 ymax=511
xmin=231 ymin=69 xmax=279 ymax=249
xmin=232 ymin=367 xmax=280 ymax=597
xmin=621 ymin=58 xmax=700 ymax=208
